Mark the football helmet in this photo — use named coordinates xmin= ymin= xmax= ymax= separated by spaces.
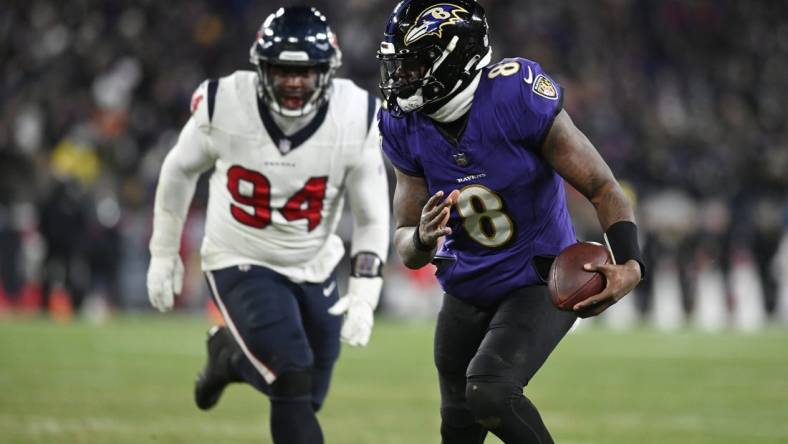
xmin=377 ymin=0 xmax=491 ymax=117
xmin=250 ymin=6 xmax=342 ymax=117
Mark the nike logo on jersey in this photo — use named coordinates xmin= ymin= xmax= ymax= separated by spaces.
xmin=323 ymin=281 xmax=336 ymax=297
xmin=523 ymin=66 xmax=534 ymax=85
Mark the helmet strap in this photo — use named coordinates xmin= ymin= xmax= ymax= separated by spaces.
xmin=420 ymin=42 xmax=490 ymax=118
xmin=429 ymin=36 xmax=459 ymax=74
xmin=474 ymin=47 xmax=493 ymax=71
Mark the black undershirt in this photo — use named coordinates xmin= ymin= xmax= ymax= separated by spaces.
xmin=432 ymin=112 xmax=470 ymax=146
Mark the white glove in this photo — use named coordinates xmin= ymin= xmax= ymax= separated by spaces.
xmin=146 ymin=255 xmax=184 ymax=312
xmin=328 ymin=277 xmax=383 ymax=347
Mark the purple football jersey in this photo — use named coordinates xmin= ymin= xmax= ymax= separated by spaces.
xmin=380 ymin=58 xmax=577 ymax=306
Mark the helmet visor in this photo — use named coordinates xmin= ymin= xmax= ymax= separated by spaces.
xmin=378 ymin=45 xmax=441 ymax=99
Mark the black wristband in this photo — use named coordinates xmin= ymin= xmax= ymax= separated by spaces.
xmin=412 ymin=226 xmax=435 ymax=252
xmin=604 ymin=221 xmax=646 ymax=279
xmin=350 ymin=252 xmax=384 ymax=278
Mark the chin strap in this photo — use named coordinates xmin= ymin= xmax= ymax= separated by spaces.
xmin=425 ymin=46 xmax=491 ymax=122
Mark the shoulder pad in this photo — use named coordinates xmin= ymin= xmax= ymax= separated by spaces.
xmin=485 ymin=58 xmax=562 ymax=104
xmin=365 ymin=92 xmax=379 ymax=136
xmin=331 ymin=78 xmax=380 ymax=138
xmin=189 ymin=78 xmax=219 ymax=128
xmin=516 ymin=58 xmax=561 ymax=102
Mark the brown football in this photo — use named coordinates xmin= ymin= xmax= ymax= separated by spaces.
xmin=548 ymin=242 xmax=612 ymax=311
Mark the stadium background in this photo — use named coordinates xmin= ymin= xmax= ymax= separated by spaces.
xmin=1 ymin=1 xmax=787 ymax=443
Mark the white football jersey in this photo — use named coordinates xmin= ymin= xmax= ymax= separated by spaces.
xmin=151 ymin=71 xmax=389 ymax=283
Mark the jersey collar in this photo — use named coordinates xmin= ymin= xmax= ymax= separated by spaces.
xmin=427 ymin=71 xmax=482 ymax=123
xmin=257 ymin=96 xmax=329 ymax=155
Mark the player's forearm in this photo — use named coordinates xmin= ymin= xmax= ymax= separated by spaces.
xmin=351 ymin=223 xmax=390 ymax=261
xmin=542 ymin=110 xmax=635 ymax=230
xmin=589 ymin=180 xmax=636 ymax=231
xmin=347 ymin=165 xmax=390 ymax=261
xmin=346 ymin=126 xmax=391 ymax=260
xmin=394 ymin=226 xmax=436 ymax=269
xmin=591 ymin=180 xmax=645 ymax=278
xmin=149 ymin=157 xmax=200 ymax=256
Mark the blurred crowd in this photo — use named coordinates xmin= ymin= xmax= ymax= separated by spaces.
xmin=1 ymin=0 xmax=787 ymax=324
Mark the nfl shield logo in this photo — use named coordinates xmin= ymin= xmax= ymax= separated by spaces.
xmin=278 ymin=139 xmax=292 ymax=154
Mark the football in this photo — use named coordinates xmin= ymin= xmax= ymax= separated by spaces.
xmin=548 ymin=241 xmax=612 ymax=311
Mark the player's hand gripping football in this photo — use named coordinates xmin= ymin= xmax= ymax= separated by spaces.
xmin=328 ymin=276 xmax=383 ymax=347
xmin=417 ymin=189 xmax=460 ymax=248
xmin=146 ymin=255 xmax=184 ymax=312
xmin=573 ymin=259 xmax=642 ymax=318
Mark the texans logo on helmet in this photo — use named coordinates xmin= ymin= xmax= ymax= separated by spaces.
xmin=404 ymin=3 xmax=468 ymax=46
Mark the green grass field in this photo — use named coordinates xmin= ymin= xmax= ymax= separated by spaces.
xmin=1 ymin=316 xmax=787 ymax=444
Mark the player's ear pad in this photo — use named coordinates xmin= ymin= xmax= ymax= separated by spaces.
xmin=532 ymin=255 xmax=556 ymax=284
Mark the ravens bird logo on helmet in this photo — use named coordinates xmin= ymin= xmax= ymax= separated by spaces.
xmin=404 ymin=4 xmax=469 ymax=46
xmin=377 ymin=0 xmax=491 ymax=117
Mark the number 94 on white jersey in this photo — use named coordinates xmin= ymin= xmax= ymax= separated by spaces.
xmin=185 ymin=71 xmax=389 ymax=283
